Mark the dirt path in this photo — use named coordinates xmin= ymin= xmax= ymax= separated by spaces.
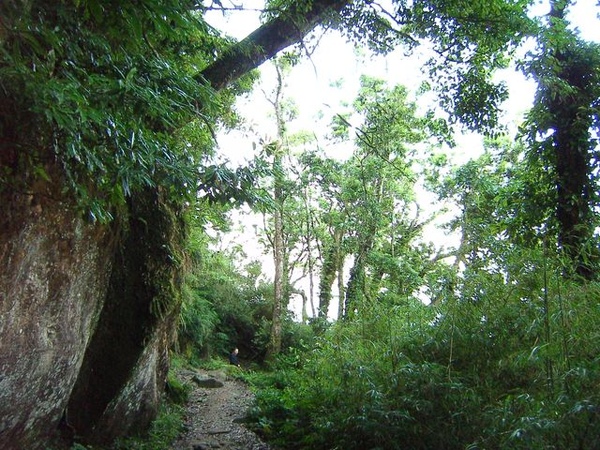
xmin=169 ymin=368 xmax=271 ymax=450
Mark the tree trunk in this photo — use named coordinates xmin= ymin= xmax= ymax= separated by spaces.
xmin=336 ymin=231 xmax=345 ymax=319
xmin=345 ymin=250 xmax=367 ymax=319
xmin=305 ymin=189 xmax=317 ymax=319
xmin=318 ymin=242 xmax=337 ymax=318
xmin=269 ymin=195 xmax=284 ymax=357
xmin=266 ymin=62 xmax=286 ymax=359
xmin=547 ymin=0 xmax=597 ymax=280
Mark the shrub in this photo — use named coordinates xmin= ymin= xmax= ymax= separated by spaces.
xmin=164 ymin=372 xmax=191 ymax=405
xmin=248 ymin=279 xmax=600 ymax=449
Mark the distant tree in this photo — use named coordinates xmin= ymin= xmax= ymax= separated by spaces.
xmin=257 ymin=58 xmax=296 ymax=358
xmin=296 ymin=152 xmax=349 ymax=319
xmin=340 ymin=77 xmax=430 ymax=316
xmin=433 ymin=138 xmax=542 ymax=298
xmin=294 ymin=77 xmax=444 ymax=318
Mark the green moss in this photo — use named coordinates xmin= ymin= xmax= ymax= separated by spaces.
xmin=111 ymin=403 xmax=184 ymax=450
xmin=164 ymin=373 xmax=191 ymax=406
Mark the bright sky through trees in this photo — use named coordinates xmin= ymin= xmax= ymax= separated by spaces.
xmin=202 ymin=2 xmax=600 ymax=164
xmin=204 ymin=0 xmax=600 ymax=319
xmin=206 ymin=0 xmax=600 ymax=167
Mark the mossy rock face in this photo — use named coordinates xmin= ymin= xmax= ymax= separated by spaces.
xmin=0 ymin=172 xmax=115 ymax=450
xmin=67 ymin=187 xmax=186 ymax=445
xmin=0 ymin=163 xmax=187 ymax=449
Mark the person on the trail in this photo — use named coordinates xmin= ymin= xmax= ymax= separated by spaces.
xmin=229 ymin=348 xmax=240 ymax=367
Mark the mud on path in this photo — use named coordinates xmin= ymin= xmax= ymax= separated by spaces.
xmin=169 ymin=368 xmax=271 ymax=450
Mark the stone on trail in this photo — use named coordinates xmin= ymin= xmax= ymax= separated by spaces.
xmin=192 ymin=375 xmax=225 ymax=388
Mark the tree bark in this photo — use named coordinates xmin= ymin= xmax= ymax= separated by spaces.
xmin=344 ymin=250 xmax=366 ymax=319
xmin=336 ymin=229 xmax=345 ymax=319
xmin=305 ymin=189 xmax=317 ymax=320
xmin=200 ymin=0 xmax=349 ymax=90
xmin=318 ymin=241 xmax=337 ymax=318
xmin=269 ymin=194 xmax=284 ymax=357
xmin=266 ymin=62 xmax=286 ymax=359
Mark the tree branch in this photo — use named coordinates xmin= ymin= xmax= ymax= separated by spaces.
xmin=200 ymin=0 xmax=350 ymax=90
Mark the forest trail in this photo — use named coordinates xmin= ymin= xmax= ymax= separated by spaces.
xmin=170 ymin=368 xmax=271 ymax=450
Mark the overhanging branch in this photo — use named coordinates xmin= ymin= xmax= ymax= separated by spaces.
xmin=200 ymin=0 xmax=349 ymax=90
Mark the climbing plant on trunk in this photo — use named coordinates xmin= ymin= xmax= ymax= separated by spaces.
xmin=523 ymin=0 xmax=600 ymax=280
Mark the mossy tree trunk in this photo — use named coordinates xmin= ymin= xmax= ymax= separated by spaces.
xmin=547 ymin=1 xmax=599 ymax=280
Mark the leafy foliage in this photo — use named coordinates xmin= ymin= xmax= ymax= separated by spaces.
xmin=305 ymin=76 xmax=446 ymax=317
xmin=248 ymin=274 xmax=600 ymax=449
xmin=112 ymin=403 xmax=184 ymax=450
xmin=178 ymin=220 xmax=314 ymax=364
xmin=337 ymin=0 xmax=536 ymax=133
xmin=0 ymin=0 xmax=236 ymax=220
xmin=179 ymin=230 xmax=264 ymax=360
xmin=240 ymin=4 xmax=600 ymax=441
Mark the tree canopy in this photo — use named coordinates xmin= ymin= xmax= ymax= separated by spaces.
xmin=1 ymin=0 xmax=539 ymax=220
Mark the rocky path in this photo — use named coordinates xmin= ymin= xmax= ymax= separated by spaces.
xmin=169 ymin=369 xmax=271 ymax=450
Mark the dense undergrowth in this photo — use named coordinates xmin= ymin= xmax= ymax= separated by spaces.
xmin=245 ymin=282 xmax=600 ymax=450
xmin=71 ymin=269 xmax=600 ymax=450
xmin=171 ymin=228 xmax=600 ymax=450
xmin=103 ymin=224 xmax=600 ymax=450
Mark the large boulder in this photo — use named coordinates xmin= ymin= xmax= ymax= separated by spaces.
xmin=66 ymin=186 xmax=183 ymax=446
xmin=0 ymin=178 xmax=183 ymax=449
xmin=0 ymin=181 xmax=114 ymax=449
